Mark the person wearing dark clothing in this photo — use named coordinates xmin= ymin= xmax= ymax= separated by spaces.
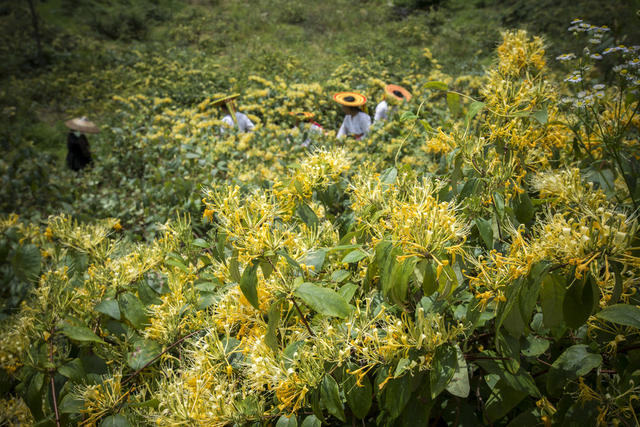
xmin=66 ymin=132 xmax=93 ymax=171
xmin=64 ymin=117 xmax=99 ymax=172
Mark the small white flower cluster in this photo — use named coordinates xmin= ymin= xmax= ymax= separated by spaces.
xmin=556 ymin=53 xmax=576 ymax=62
xmin=567 ymin=19 xmax=610 ymax=35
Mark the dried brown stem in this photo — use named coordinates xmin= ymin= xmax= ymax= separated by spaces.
xmin=291 ymin=297 xmax=315 ymax=337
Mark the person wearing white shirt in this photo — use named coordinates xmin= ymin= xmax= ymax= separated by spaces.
xmin=289 ymin=111 xmax=324 ymax=147
xmin=373 ymin=84 xmax=412 ymax=123
xmin=374 ymin=99 xmax=390 ymax=122
xmin=333 ymin=92 xmax=371 ymax=140
xmin=219 ymin=104 xmax=254 ymax=133
xmin=221 ymin=109 xmax=254 ymax=133
xmin=211 ymin=93 xmax=255 ymax=134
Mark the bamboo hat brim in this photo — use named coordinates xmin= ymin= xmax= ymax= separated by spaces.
xmin=333 ymin=92 xmax=367 ymax=107
xmin=211 ymin=93 xmax=240 ymax=107
xmin=64 ymin=117 xmax=100 ymax=134
xmin=385 ymin=84 xmax=412 ymax=101
xmin=289 ymin=111 xmax=315 ymax=120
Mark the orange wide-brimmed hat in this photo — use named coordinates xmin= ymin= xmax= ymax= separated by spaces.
xmin=211 ymin=93 xmax=240 ymax=107
xmin=64 ymin=117 xmax=100 ymax=134
xmin=289 ymin=111 xmax=315 ymax=120
xmin=385 ymin=84 xmax=412 ymax=102
xmin=333 ymin=92 xmax=367 ymax=107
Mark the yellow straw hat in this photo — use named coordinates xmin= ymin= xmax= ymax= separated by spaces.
xmin=385 ymin=84 xmax=412 ymax=102
xmin=333 ymin=92 xmax=367 ymax=107
xmin=211 ymin=93 xmax=240 ymax=107
xmin=289 ymin=111 xmax=315 ymax=120
xmin=64 ymin=117 xmax=100 ymax=134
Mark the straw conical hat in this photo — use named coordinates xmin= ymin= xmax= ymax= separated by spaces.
xmin=289 ymin=111 xmax=315 ymax=120
xmin=64 ymin=117 xmax=100 ymax=134
xmin=385 ymin=84 xmax=412 ymax=102
xmin=211 ymin=93 xmax=240 ymax=107
xmin=333 ymin=92 xmax=367 ymax=107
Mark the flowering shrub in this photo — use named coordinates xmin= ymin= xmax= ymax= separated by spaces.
xmin=1 ymin=23 xmax=639 ymax=427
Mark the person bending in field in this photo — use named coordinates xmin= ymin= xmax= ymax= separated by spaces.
xmin=64 ymin=117 xmax=99 ymax=171
xmin=213 ymin=94 xmax=254 ymax=133
xmin=374 ymin=84 xmax=412 ymax=122
xmin=289 ymin=111 xmax=323 ymax=147
xmin=334 ymin=92 xmax=371 ymax=139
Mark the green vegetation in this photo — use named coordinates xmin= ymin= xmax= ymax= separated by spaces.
xmin=1 ymin=1 xmax=640 ymax=426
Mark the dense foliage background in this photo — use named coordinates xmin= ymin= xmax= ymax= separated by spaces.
xmin=1 ymin=0 xmax=640 ymax=426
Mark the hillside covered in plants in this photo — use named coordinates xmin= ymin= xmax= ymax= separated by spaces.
xmin=1 ymin=1 xmax=640 ymax=426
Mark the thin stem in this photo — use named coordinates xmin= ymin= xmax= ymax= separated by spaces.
xmin=394 ymin=98 xmax=426 ymax=167
xmin=122 ymin=329 xmax=203 ymax=386
xmin=48 ymin=327 xmax=61 ymax=427
xmin=291 ymin=297 xmax=315 ymax=337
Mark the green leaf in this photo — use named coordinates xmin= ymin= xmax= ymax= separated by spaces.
xmin=60 ymin=324 xmax=105 ymax=344
xmin=119 ymin=293 xmax=148 ymax=329
xmin=192 ymin=238 xmax=209 ymax=248
xmin=239 ymin=261 xmax=260 ymax=310
xmin=276 ymin=415 xmax=298 ymax=427
xmin=294 ymin=282 xmax=352 ymax=318
xmin=596 ymin=304 xmax=640 ymax=329
xmin=446 ymin=92 xmax=461 ymax=116
xmin=165 ymin=258 xmax=188 ymax=272
xmin=547 ymin=344 xmax=602 ymax=394
xmin=429 ymin=344 xmax=458 ymax=398
xmin=485 ymin=377 xmax=527 ymax=422
xmin=387 ymin=256 xmax=417 ymax=304
xmin=26 ymin=372 xmax=44 ymax=419
xmin=321 ymin=375 xmax=345 ymax=422
xmin=445 ymin=346 xmax=469 ymax=397
xmin=532 ymin=108 xmax=548 ymax=124
xmin=58 ymin=358 xmax=86 ymax=382
xmin=300 ymin=415 xmax=321 ymax=427
xmin=297 ymin=203 xmax=319 ymax=228
xmin=514 ymin=192 xmax=534 ymax=224
xmin=464 ymin=101 xmax=485 ymax=128
xmin=541 ymin=272 xmax=566 ymax=328
xmin=476 ymin=355 xmax=540 ymax=397
xmin=330 ymin=269 xmax=350 ymax=283
xmin=382 ymin=373 xmax=416 ymax=419
xmin=338 ymin=283 xmax=358 ymax=302
xmin=300 ymin=249 xmax=327 ymax=273
xmin=100 ymin=415 xmax=132 ymax=427
xmin=420 ymin=119 xmax=434 ymax=132
xmin=127 ymin=339 xmax=161 ymax=370
xmin=265 ymin=299 xmax=282 ymax=352
xmin=421 ymin=260 xmax=438 ymax=297
xmin=458 ymin=178 xmax=479 ymax=200
xmin=342 ymin=248 xmax=367 ymax=264
xmin=11 ymin=243 xmax=41 ymax=283
xmin=345 ymin=368 xmax=372 ymax=419
xmin=563 ymin=275 xmax=597 ymax=329
xmin=58 ymin=393 xmax=84 ymax=414
xmin=521 ymin=335 xmax=550 ymax=357
xmin=95 ymin=298 xmax=121 ymax=320
xmin=380 ymin=167 xmax=398 ymax=185
xmin=228 ymin=254 xmax=241 ymax=283
xmin=475 ymin=217 xmax=493 ymax=249
xmin=424 ymin=81 xmax=448 ymax=91
xmin=492 ymin=192 xmax=505 ymax=219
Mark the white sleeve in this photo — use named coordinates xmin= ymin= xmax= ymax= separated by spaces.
xmin=219 ymin=115 xmax=234 ymax=134
xmin=337 ymin=117 xmax=347 ymax=139
xmin=361 ymin=113 xmax=372 ymax=136
xmin=374 ymin=101 xmax=387 ymax=122
xmin=240 ymin=113 xmax=254 ymax=131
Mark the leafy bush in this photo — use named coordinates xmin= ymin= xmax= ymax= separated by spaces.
xmin=1 ymin=26 xmax=639 ymax=426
